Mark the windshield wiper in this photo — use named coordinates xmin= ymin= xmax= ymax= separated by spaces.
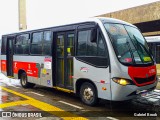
xmin=133 ymin=35 xmax=153 ymax=63
xmin=131 ymin=35 xmax=145 ymax=63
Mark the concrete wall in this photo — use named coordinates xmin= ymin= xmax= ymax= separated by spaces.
xmin=98 ymin=1 xmax=160 ymax=36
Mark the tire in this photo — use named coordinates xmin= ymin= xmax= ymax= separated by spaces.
xmin=20 ymin=72 xmax=35 ymax=88
xmin=80 ymin=82 xmax=98 ymax=106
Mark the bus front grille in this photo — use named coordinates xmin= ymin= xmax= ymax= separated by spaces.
xmin=134 ymin=75 xmax=156 ymax=84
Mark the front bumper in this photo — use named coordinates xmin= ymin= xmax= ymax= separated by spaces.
xmin=111 ymin=80 xmax=157 ymax=101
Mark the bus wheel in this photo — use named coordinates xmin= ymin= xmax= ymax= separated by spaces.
xmin=20 ymin=72 xmax=35 ymax=88
xmin=80 ymin=82 xmax=98 ymax=106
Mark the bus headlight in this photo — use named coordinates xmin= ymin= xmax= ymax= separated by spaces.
xmin=112 ymin=78 xmax=132 ymax=86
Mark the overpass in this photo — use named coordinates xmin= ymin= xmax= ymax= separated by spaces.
xmin=98 ymin=1 xmax=160 ymax=36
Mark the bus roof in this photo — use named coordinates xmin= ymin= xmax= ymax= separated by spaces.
xmin=145 ymin=36 xmax=160 ymax=43
xmin=98 ymin=17 xmax=135 ymax=27
xmin=2 ymin=17 xmax=136 ymax=36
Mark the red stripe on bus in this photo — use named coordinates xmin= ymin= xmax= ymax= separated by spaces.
xmin=1 ymin=60 xmax=39 ymax=78
xmin=1 ymin=60 xmax=7 ymax=72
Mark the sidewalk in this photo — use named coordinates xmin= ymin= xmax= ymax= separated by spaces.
xmin=0 ymin=73 xmax=20 ymax=86
xmin=0 ymin=73 xmax=7 ymax=79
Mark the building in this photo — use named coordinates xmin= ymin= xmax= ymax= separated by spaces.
xmin=98 ymin=1 xmax=160 ymax=36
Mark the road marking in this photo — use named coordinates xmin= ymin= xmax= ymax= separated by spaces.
xmin=0 ymin=100 xmax=30 ymax=109
xmin=59 ymin=101 xmax=83 ymax=109
xmin=1 ymin=87 xmax=34 ymax=100
xmin=25 ymin=92 xmax=44 ymax=96
xmin=0 ymin=86 xmax=88 ymax=120
xmin=107 ymin=117 xmax=119 ymax=120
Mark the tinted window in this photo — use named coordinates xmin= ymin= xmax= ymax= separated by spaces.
xmin=44 ymin=31 xmax=51 ymax=42
xmin=43 ymin=31 xmax=51 ymax=55
xmin=148 ymin=43 xmax=155 ymax=57
xmin=15 ymin=34 xmax=30 ymax=54
xmin=77 ymin=30 xmax=90 ymax=56
xmin=77 ymin=30 xmax=106 ymax=56
xmin=32 ymin=32 xmax=43 ymax=43
xmin=31 ymin=31 xmax=52 ymax=55
xmin=148 ymin=43 xmax=160 ymax=64
xmin=1 ymin=37 xmax=7 ymax=55
xmin=31 ymin=44 xmax=42 ymax=54
xmin=87 ymin=36 xmax=97 ymax=56
xmin=78 ymin=30 xmax=96 ymax=56
xmin=97 ymin=33 xmax=106 ymax=56
xmin=31 ymin=32 xmax=43 ymax=54
xmin=155 ymin=44 xmax=160 ymax=64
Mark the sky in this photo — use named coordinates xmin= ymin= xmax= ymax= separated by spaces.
xmin=0 ymin=0 xmax=159 ymax=37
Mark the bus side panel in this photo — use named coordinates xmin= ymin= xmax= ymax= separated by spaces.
xmin=40 ymin=57 xmax=53 ymax=87
xmin=1 ymin=36 xmax=7 ymax=76
xmin=74 ymin=58 xmax=111 ymax=100
xmin=13 ymin=56 xmax=53 ymax=87
xmin=1 ymin=55 xmax=7 ymax=76
xmin=0 ymin=38 xmax=1 ymax=72
xmin=13 ymin=56 xmax=41 ymax=85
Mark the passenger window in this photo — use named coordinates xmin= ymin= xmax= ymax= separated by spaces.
xmin=77 ymin=28 xmax=108 ymax=67
xmin=31 ymin=32 xmax=43 ymax=54
xmin=44 ymin=31 xmax=51 ymax=42
xmin=78 ymin=30 xmax=97 ymax=56
xmin=32 ymin=32 xmax=43 ymax=43
xmin=43 ymin=31 xmax=51 ymax=55
xmin=87 ymin=36 xmax=97 ymax=56
xmin=97 ymin=33 xmax=106 ymax=56
xmin=1 ymin=37 xmax=7 ymax=55
xmin=77 ymin=30 xmax=88 ymax=56
xmin=15 ymin=34 xmax=30 ymax=54
xmin=77 ymin=29 xmax=106 ymax=56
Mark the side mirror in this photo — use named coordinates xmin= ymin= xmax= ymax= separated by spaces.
xmin=90 ymin=27 xmax=97 ymax=43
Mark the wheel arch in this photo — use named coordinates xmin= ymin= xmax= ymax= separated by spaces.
xmin=18 ymin=69 xmax=26 ymax=79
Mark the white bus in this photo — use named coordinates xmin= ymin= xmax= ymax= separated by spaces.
xmin=1 ymin=17 xmax=157 ymax=106
xmin=145 ymin=36 xmax=160 ymax=76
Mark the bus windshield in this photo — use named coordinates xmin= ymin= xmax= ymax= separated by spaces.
xmin=104 ymin=23 xmax=153 ymax=65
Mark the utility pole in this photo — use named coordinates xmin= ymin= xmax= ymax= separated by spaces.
xmin=18 ymin=0 xmax=27 ymax=30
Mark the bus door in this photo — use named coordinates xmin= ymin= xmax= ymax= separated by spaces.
xmin=6 ymin=36 xmax=14 ymax=77
xmin=55 ymin=31 xmax=74 ymax=89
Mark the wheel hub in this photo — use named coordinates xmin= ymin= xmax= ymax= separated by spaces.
xmin=83 ymin=88 xmax=93 ymax=100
